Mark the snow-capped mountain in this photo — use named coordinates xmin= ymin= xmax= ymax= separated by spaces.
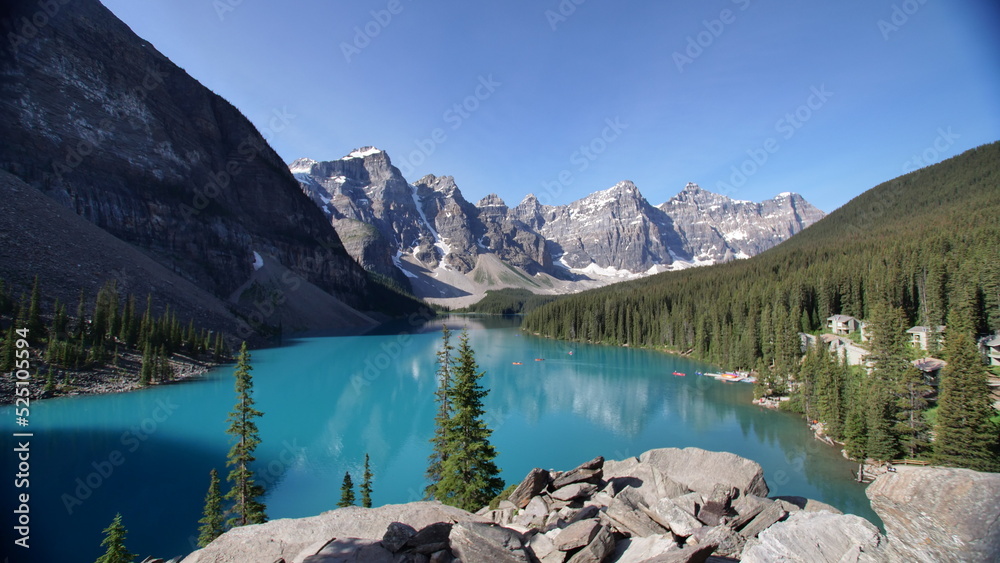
xmin=291 ymin=150 xmax=825 ymax=305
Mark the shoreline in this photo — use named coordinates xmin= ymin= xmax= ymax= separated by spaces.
xmin=0 ymin=350 xmax=228 ymax=405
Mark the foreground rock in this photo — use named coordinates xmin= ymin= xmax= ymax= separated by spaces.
xmin=185 ymin=449 xmax=1000 ymax=562
xmin=181 ymin=502 xmax=484 ymax=563
xmin=741 ymin=511 xmax=886 ymax=562
xmin=866 ymin=466 xmax=1000 ymax=562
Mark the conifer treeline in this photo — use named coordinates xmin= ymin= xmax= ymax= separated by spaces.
xmin=523 ymin=142 xmax=1000 ymax=469
xmin=0 ymin=277 xmax=229 ymax=390
xmin=524 ymin=143 xmax=1000 ymax=365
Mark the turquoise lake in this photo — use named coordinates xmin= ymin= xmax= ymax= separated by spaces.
xmin=1 ymin=315 xmax=879 ymax=561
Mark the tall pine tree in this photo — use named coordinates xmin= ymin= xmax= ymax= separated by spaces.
xmin=425 ymin=325 xmax=454 ymax=499
xmin=338 ymin=472 xmax=356 ymax=507
xmin=360 ymin=453 xmax=373 ymax=508
xmin=94 ymin=513 xmax=134 ymax=563
xmin=432 ymin=330 xmax=504 ymax=511
xmin=197 ymin=469 xmax=225 ymax=548
xmin=225 ymin=342 xmax=267 ymax=527
xmin=933 ymin=305 xmax=1000 ymax=471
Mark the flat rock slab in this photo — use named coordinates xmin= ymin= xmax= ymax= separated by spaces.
xmin=606 ymin=495 xmax=669 ymax=537
xmin=611 ymin=534 xmax=679 ymax=563
xmin=302 ymin=538 xmax=394 ymax=562
xmin=641 ymin=542 xmax=716 ymax=563
xmin=566 ymin=524 xmax=614 ymax=563
xmin=553 ymin=518 xmax=602 ymax=551
xmin=551 ymin=482 xmax=598 ymax=501
xmin=652 ymin=498 xmax=704 ymax=537
xmin=771 ymin=495 xmax=842 ymax=515
xmin=509 ymin=468 xmax=551 ymax=509
xmin=867 ymin=466 xmax=1000 ymax=563
xmin=449 ymin=521 xmax=531 ymax=563
xmin=639 ymin=448 xmax=769 ymax=499
xmin=741 ymin=511 xmax=886 ymax=563
xmin=552 ymin=456 xmax=604 ymax=489
xmin=738 ymin=502 xmax=787 ymax=540
xmin=182 ymin=502 xmax=483 ymax=563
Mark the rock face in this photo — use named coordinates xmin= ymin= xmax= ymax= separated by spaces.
xmin=181 ymin=502 xmax=484 ymax=563
xmin=866 ymin=466 xmax=1000 ymax=563
xmin=291 ymin=151 xmax=825 ymax=304
xmin=658 ymin=183 xmax=825 ymax=264
xmin=0 ymin=0 xmax=401 ymax=334
xmin=639 ymin=447 xmax=771 ymax=499
xmin=184 ymin=448 xmax=879 ymax=563
xmin=741 ymin=511 xmax=886 ymax=562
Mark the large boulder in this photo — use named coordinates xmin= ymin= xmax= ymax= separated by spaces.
xmin=867 ymin=466 xmax=1000 ymax=563
xmin=448 ymin=521 xmax=531 ymax=563
xmin=740 ymin=511 xmax=886 ymax=563
xmin=508 ymin=468 xmax=551 ymax=509
xmin=182 ymin=502 xmax=483 ymax=563
xmin=639 ymin=448 xmax=769 ymax=498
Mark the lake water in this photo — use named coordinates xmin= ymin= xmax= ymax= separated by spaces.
xmin=1 ymin=315 xmax=879 ymax=562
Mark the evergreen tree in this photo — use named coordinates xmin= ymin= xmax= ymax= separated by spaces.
xmin=433 ymin=330 xmax=504 ymax=511
xmin=139 ymin=341 xmax=154 ymax=386
xmin=1 ymin=324 xmax=15 ymax=372
xmin=26 ymin=275 xmax=43 ymax=341
xmin=865 ymin=381 xmax=899 ymax=461
xmin=843 ymin=382 xmax=870 ymax=481
xmin=225 ymin=342 xmax=267 ymax=527
xmin=360 ymin=453 xmax=373 ymax=508
xmin=197 ymin=469 xmax=225 ymax=548
xmin=933 ymin=306 xmax=1000 ymax=471
xmin=74 ymin=288 xmax=87 ymax=339
xmin=338 ymin=471 xmax=356 ymax=508
xmin=425 ymin=325 xmax=454 ymax=499
xmin=94 ymin=513 xmax=134 ymax=563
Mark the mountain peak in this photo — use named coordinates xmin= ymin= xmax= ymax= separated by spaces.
xmin=288 ymin=158 xmax=318 ymax=174
xmin=343 ymin=146 xmax=384 ymax=160
xmin=477 ymin=193 xmax=507 ymax=208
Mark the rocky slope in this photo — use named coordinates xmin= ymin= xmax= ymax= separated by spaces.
xmin=292 ymin=151 xmax=825 ymax=306
xmin=180 ymin=448 xmax=999 ymax=562
xmin=0 ymin=0 xmax=400 ymax=336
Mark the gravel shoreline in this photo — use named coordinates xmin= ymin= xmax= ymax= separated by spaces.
xmin=0 ymin=350 xmax=227 ymax=405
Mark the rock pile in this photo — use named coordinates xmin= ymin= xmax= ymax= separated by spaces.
xmin=182 ymin=448 xmax=1000 ymax=562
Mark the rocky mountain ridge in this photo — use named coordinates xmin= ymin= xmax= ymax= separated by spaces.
xmin=0 ymin=0 xmax=415 ymax=337
xmin=291 ymin=149 xmax=825 ymax=306
xmin=181 ymin=447 xmax=1000 ymax=562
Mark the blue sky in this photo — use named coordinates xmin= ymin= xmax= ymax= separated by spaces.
xmin=100 ymin=0 xmax=1000 ymax=213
